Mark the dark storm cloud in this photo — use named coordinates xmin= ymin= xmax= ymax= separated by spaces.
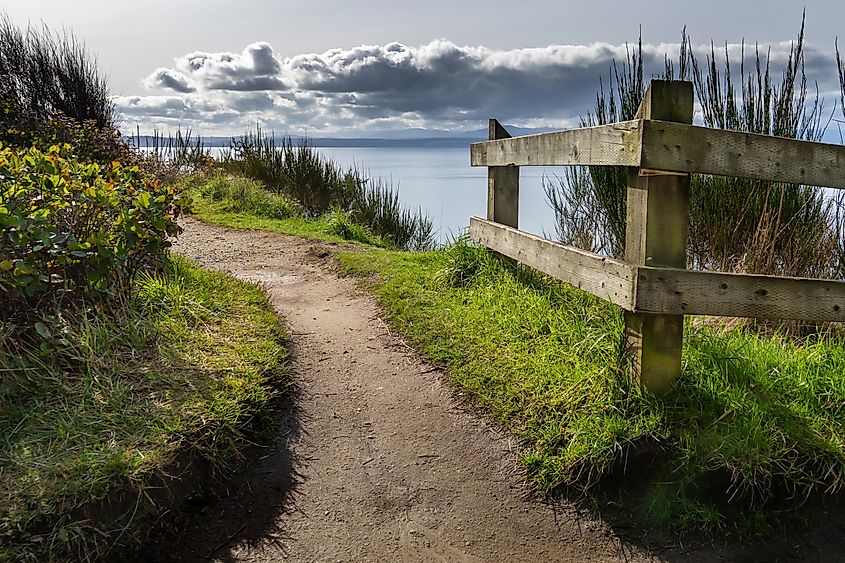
xmin=115 ymin=92 xmax=300 ymax=130
xmin=119 ymin=95 xmax=209 ymax=119
xmin=127 ymin=39 xmax=840 ymax=134
xmin=286 ymin=41 xmax=627 ymax=118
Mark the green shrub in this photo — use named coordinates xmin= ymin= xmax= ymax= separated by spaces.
xmin=195 ymin=173 xmax=299 ymax=220
xmin=222 ymin=128 xmax=434 ymax=250
xmin=0 ymin=143 xmax=182 ymax=319
xmin=324 ymin=208 xmax=379 ymax=245
xmin=29 ymin=112 xmax=135 ymax=167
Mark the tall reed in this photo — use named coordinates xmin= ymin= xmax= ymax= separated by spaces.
xmin=349 ymin=175 xmax=435 ymax=251
xmin=131 ymin=128 xmax=211 ymax=169
xmin=545 ymin=18 xmax=843 ymax=280
xmin=222 ymin=127 xmax=434 ymax=250
xmin=0 ymin=14 xmax=115 ymax=134
xmin=839 ymin=40 xmax=845 ymax=128
xmin=687 ymin=20 xmax=836 ymax=277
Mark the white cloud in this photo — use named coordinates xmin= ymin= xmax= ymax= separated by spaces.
xmin=123 ymin=38 xmax=839 ymax=135
xmin=143 ymin=42 xmax=287 ymax=93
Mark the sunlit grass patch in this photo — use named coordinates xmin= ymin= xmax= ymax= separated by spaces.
xmin=0 ymin=255 xmax=288 ymax=561
xmin=338 ymin=238 xmax=845 ymax=535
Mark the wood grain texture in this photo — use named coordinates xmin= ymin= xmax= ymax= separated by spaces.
xmin=487 ymin=168 xmax=519 ymax=225
xmin=473 ymin=116 xmax=845 ymax=189
xmin=469 ymin=217 xmax=637 ymax=310
xmin=635 ymin=79 xmax=695 ymax=123
xmin=470 ymin=120 xmax=643 ymax=167
xmin=636 ymin=267 xmax=845 ymax=321
xmin=487 ymin=119 xmax=519 ymax=228
xmin=640 ymin=120 xmax=845 ymax=189
xmin=623 ymin=80 xmax=693 ymax=393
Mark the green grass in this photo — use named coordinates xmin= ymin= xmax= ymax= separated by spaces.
xmin=337 ymin=238 xmax=845 ymax=536
xmin=0 ymin=255 xmax=288 ymax=561
xmin=181 ymin=172 xmax=388 ymax=247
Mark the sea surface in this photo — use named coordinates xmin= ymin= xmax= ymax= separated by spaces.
xmin=314 ymin=146 xmax=560 ymax=243
xmin=158 ymin=144 xmax=563 ymax=244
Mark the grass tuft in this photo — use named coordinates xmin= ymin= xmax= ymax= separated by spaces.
xmin=324 ymin=208 xmax=381 ymax=245
xmin=187 ymin=172 xmax=300 ymax=220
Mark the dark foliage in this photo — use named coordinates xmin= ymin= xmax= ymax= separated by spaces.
xmin=0 ymin=14 xmax=133 ymax=166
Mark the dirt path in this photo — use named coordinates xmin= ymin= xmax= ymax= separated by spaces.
xmin=165 ymin=218 xmax=654 ymax=562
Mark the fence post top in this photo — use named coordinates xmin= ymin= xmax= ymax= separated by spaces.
xmin=488 ymin=119 xmax=512 ymax=141
xmin=637 ymin=80 xmax=694 ymax=123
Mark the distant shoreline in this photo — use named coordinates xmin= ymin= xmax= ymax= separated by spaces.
xmin=127 ymin=135 xmax=480 ymax=149
xmin=125 ymin=125 xmax=558 ymax=149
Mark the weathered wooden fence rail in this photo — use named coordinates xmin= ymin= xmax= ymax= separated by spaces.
xmin=469 ymin=79 xmax=845 ymax=392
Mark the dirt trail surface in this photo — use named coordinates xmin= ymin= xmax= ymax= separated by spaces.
xmin=165 ymin=218 xmax=653 ymax=562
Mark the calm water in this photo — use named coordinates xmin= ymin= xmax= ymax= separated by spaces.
xmin=314 ymin=147 xmax=560 ymax=243
xmin=186 ymin=145 xmax=561 ymax=243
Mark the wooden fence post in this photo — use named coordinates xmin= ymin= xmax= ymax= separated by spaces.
xmin=487 ymin=119 xmax=519 ymax=228
xmin=624 ymin=80 xmax=694 ymax=393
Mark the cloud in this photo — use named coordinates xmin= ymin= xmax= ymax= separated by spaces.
xmin=126 ymin=38 xmax=840 ymax=135
xmin=144 ymin=68 xmax=195 ymax=93
xmin=168 ymin=42 xmax=286 ymax=91
xmin=116 ymin=91 xmax=309 ymax=132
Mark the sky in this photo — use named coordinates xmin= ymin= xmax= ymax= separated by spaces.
xmin=3 ymin=1 xmax=845 ymax=136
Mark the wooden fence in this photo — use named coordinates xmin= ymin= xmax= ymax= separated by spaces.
xmin=469 ymin=79 xmax=845 ymax=392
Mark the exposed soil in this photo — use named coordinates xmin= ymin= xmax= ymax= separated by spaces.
xmin=162 ymin=218 xmax=845 ymax=562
